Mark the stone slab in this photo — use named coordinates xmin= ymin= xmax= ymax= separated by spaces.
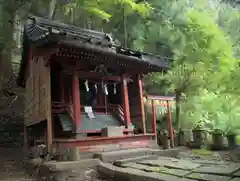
xmin=114 ymin=155 xmax=158 ymax=167
xmin=229 ymin=178 xmax=240 ymax=181
xmin=98 ymin=161 xmax=194 ymax=181
xmin=141 ymin=172 xmax=184 ymax=181
xmin=45 ymin=159 xmax=100 ymax=171
xmin=233 ymin=170 xmax=240 ymax=177
xmin=193 ymin=164 xmax=240 ymax=175
xmin=123 ymin=162 xmax=191 ymax=177
xmin=157 ymin=156 xmax=180 ymax=161
xmin=94 ymin=148 xmax=152 ymax=162
xmin=122 ymin=163 xmax=156 ymax=172
xmin=139 ymin=157 xmax=200 ymax=170
xmin=164 ymin=160 xmax=200 ymax=170
xmin=138 ymin=158 xmax=176 ymax=167
xmin=186 ymin=173 xmax=231 ymax=181
xmin=154 ymin=167 xmax=190 ymax=177
xmin=191 ymin=159 xmax=229 ymax=166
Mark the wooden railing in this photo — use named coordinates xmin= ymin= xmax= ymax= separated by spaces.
xmin=52 ymin=102 xmax=69 ymax=113
xmin=80 ymin=105 xmax=113 ymax=114
xmin=52 ymin=102 xmax=125 ymax=124
xmin=109 ymin=104 xmax=125 ymax=124
xmin=52 ymin=102 xmax=73 ymax=119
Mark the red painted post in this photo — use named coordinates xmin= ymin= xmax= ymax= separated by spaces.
xmin=138 ymin=74 xmax=146 ymax=133
xmin=72 ymin=69 xmax=81 ymax=128
xmin=151 ymin=100 xmax=157 ymax=138
xmin=167 ymin=100 xmax=174 ymax=147
xmin=121 ymin=76 xmax=131 ymax=128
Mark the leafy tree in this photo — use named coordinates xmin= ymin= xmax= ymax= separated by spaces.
xmin=132 ymin=0 xmax=236 ymax=129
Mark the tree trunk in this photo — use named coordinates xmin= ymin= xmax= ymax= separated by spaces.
xmin=123 ymin=7 xmax=128 ymax=48
xmin=175 ymin=91 xmax=181 ymax=130
xmin=0 ymin=1 xmax=15 ymax=91
xmin=48 ymin=0 xmax=57 ymax=20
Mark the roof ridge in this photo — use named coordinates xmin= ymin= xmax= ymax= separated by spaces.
xmin=29 ymin=16 xmax=106 ymax=35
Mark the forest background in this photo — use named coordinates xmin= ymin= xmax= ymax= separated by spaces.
xmin=0 ymin=0 xmax=240 ymax=135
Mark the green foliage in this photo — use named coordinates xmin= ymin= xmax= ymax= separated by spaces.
xmin=64 ymin=0 xmax=152 ymax=21
xmin=1 ymin=0 xmax=240 ymax=136
xmin=132 ymin=0 xmax=240 ymax=133
xmin=180 ymin=90 xmax=240 ymax=133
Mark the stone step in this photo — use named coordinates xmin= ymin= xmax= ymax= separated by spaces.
xmin=114 ymin=155 xmax=158 ymax=167
xmin=139 ymin=157 xmax=200 ymax=170
xmin=122 ymin=162 xmax=191 ymax=177
xmin=94 ymin=148 xmax=152 ymax=162
xmin=186 ymin=173 xmax=231 ymax=181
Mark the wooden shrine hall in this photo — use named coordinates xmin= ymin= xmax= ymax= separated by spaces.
xmin=17 ymin=16 xmax=171 ymax=154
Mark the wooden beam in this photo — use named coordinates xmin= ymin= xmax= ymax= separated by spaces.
xmin=46 ymin=65 xmax=53 ymax=153
xmin=72 ymin=69 xmax=81 ymax=130
xmin=138 ymin=74 xmax=146 ymax=134
xmin=54 ymin=134 xmax=154 ymax=148
xmin=62 ymin=70 xmax=121 ymax=82
xmin=32 ymin=47 xmax=59 ymax=57
xmin=146 ymin=95 xmax=175 ymax=101
xmin=78 ymin=71 xmax=121 ymax=81
xmin=121 ymin=76 xmax=131 ymax=128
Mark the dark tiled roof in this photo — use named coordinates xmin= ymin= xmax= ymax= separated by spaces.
xmin=18 ymin=16 xmax=171 ymax=87
xmin=26 ymin=16 xmax=170 ymax=68
xmin=26 ymin=16 xmax=113 ymax=46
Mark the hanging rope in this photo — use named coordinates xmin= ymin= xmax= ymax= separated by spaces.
xmin=80 ymin=78 xmax=120 ymax=95
xmin=84 ymin=80 xmax=89 ymax=92
xmin=104 ymin=84 xmax=108 ymax=95
xmin=113 ymin=83 xmax=117 ymax=95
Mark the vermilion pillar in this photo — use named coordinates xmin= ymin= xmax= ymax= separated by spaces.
xmin=151 ymin=100 xmax=157 ymax=137
xmin=167 ymin=100 xmax=174 ymax=147
xmin=121 ymin=76 xmax=131 ymax=128
xmin=72 ymin=69 xmax=81 ymax=129
xmin=138 ymin=74 xmax=146 ymax=133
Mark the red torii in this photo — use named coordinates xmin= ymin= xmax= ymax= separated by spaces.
xmin=145 ymin=95 xmax=175 ymax=148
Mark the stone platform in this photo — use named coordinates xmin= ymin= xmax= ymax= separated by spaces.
xmin=98 ymin=155 xmax=240 ymax=181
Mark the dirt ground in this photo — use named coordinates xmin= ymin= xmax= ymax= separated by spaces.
xmin=0 ymin=147 xmax=113 ymax=181
xmin=0 ymin=147 xmax=35 ymax=181
xmin=1 ymin=146 xmax=239 ymax=181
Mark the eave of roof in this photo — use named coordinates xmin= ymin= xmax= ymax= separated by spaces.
xmin=17 ymin=16 xmax=171 ymax=87
xmin=26 ymin=16 xmax=171 ymax=68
